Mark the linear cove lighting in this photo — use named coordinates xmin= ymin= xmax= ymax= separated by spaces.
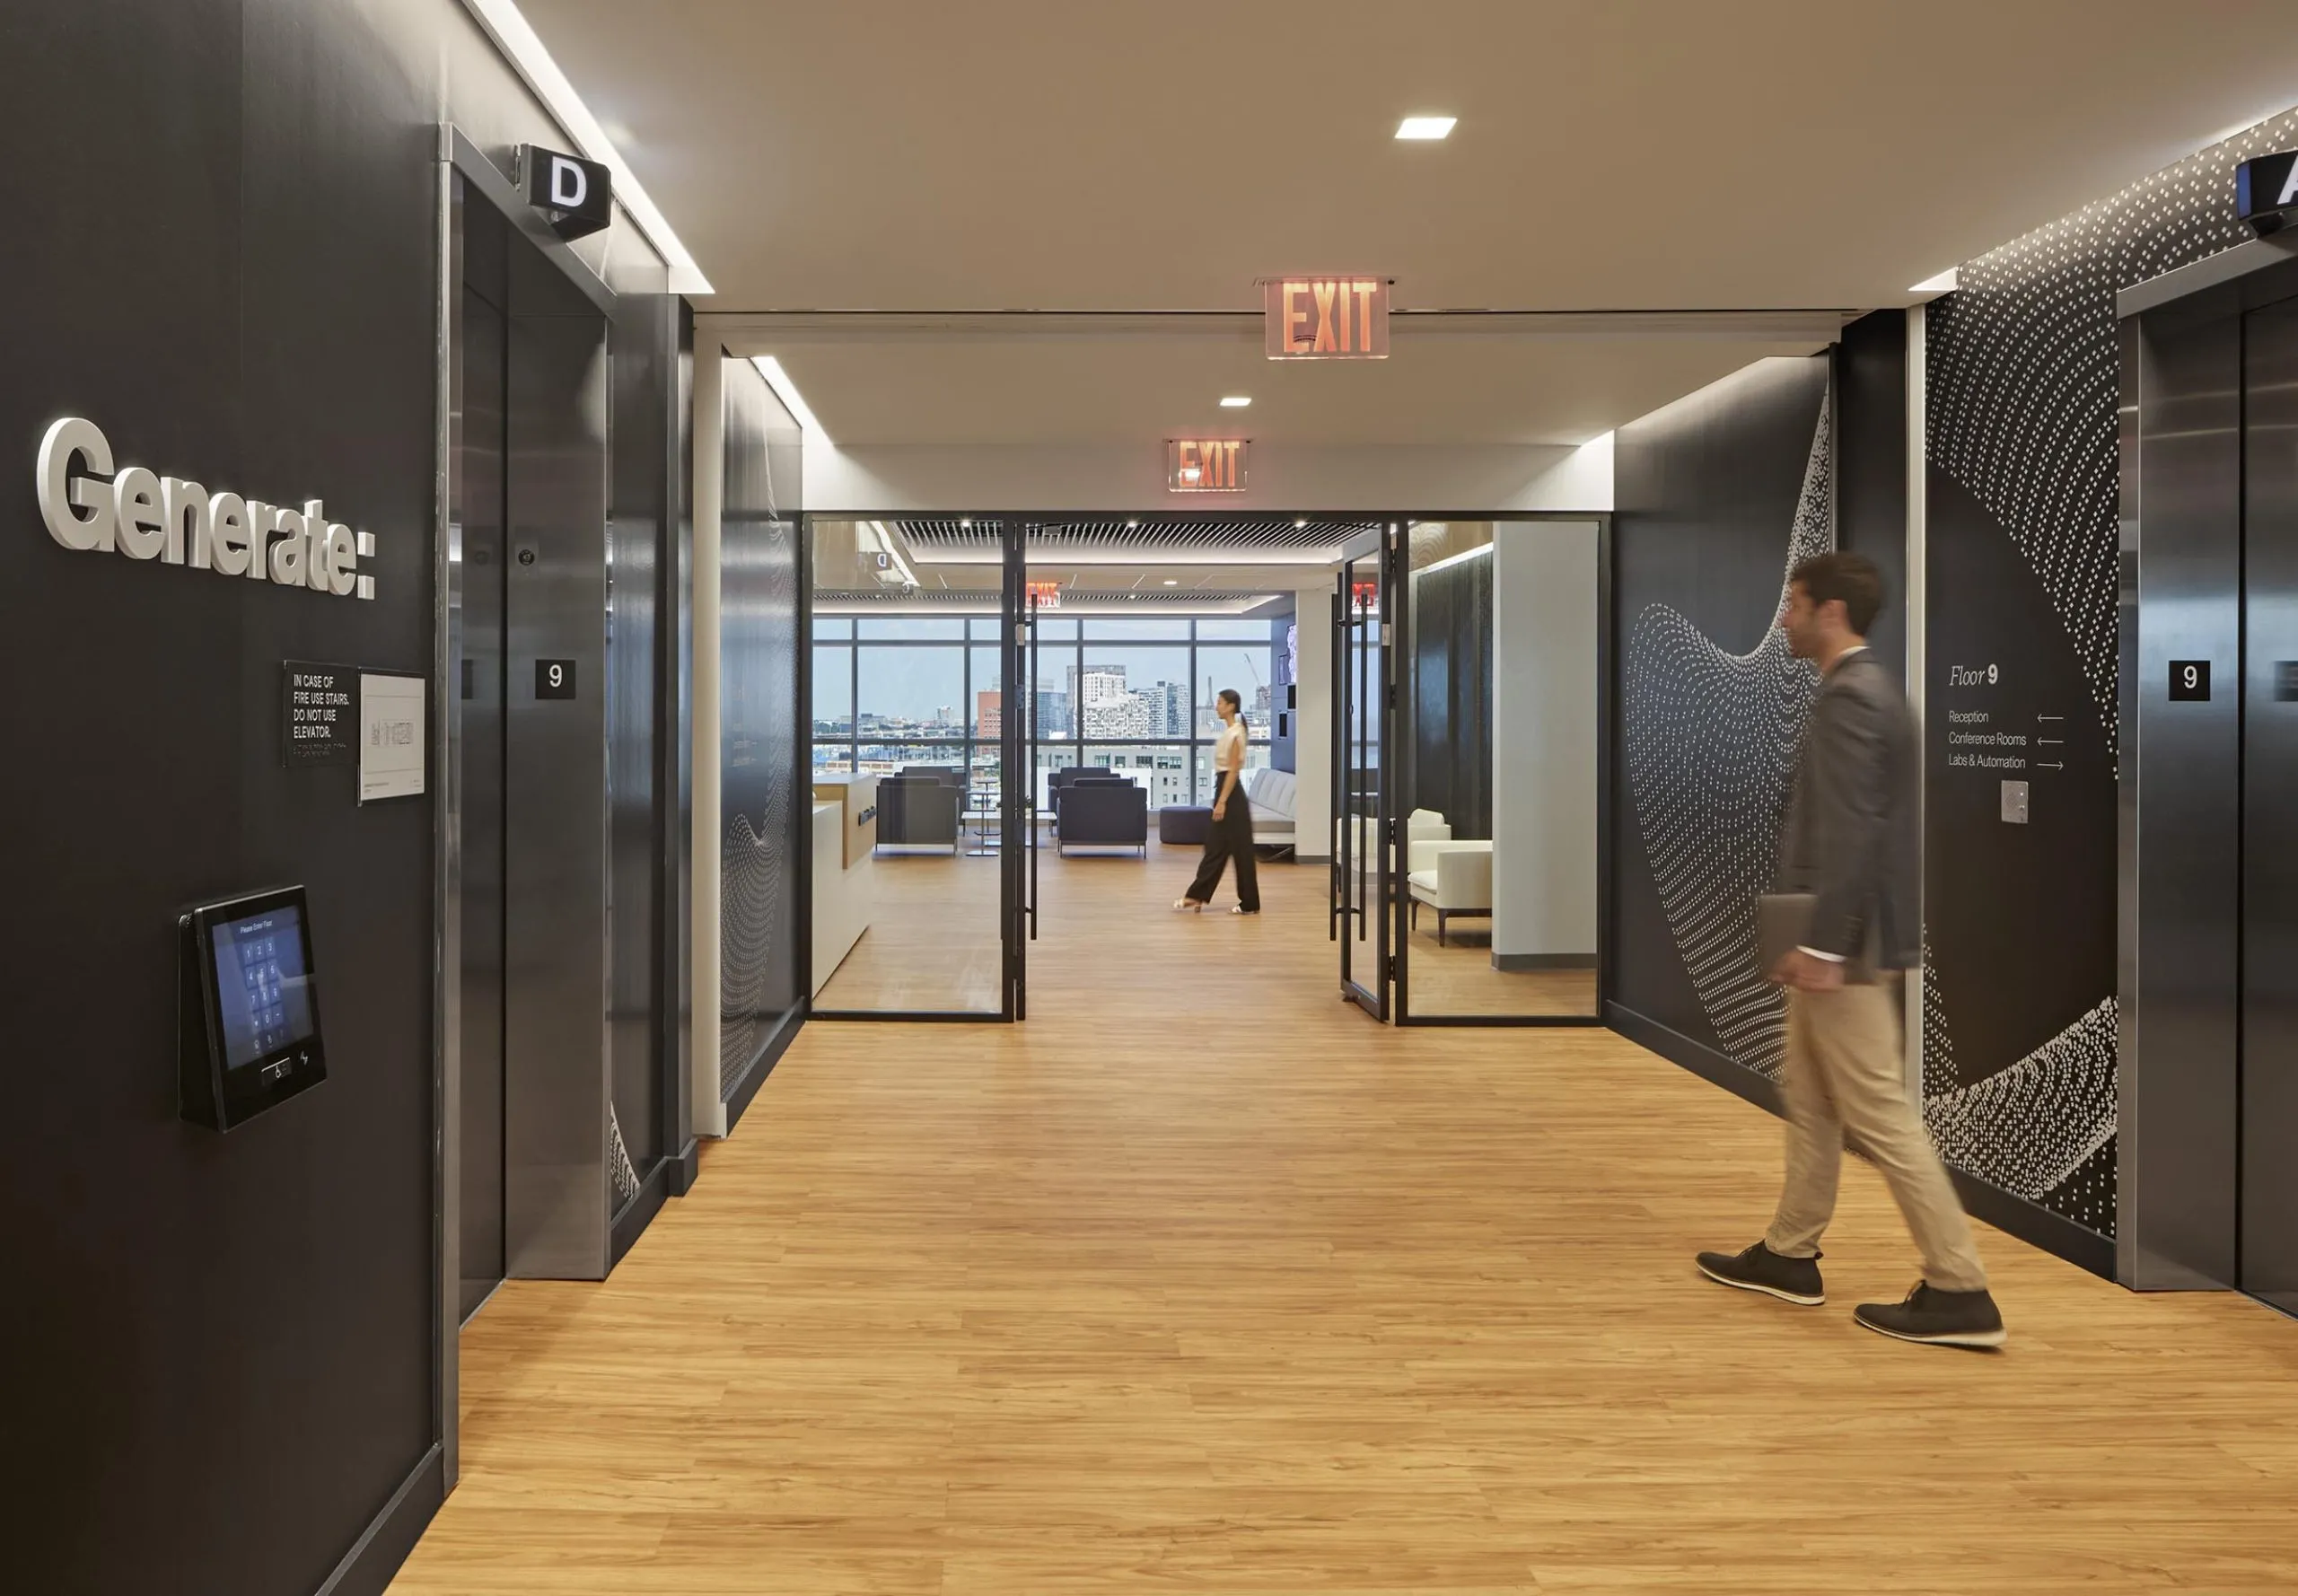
xmin=751 ymin=357 xmax=828 ymax=442
xmin=1220 ymin=396 xmax=1252 ymax=408
xmin=1909 ymin=267 xmax=1959 ymax=295
xmin=462 ymin=0 xmax=714 ymax=294
xmin=1396 ymin=116 xmax=1457 ymax=141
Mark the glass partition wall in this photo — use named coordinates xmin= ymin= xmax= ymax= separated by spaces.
xmin=805 ymin=515 xmax=1284 ymax=1021
xmin=1393 ymin=518 xmax=1606 ymax=1023
xmin=806 ymin=521 xmax=1018 ymax=1018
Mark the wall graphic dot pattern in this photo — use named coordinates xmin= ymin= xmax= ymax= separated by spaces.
xmin=1625 ymin=391 xmax=1832 ymax=1079
xmin=1923 ymin=108 xmax=2298 ymax=1241
xmin=1926 ymin=109 xmax=2298 ymax=758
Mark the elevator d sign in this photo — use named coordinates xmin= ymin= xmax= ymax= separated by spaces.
xmin=1263 ymin=276 xmax=1390 ymax=359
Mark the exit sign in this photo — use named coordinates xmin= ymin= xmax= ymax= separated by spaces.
xmin=1168 ymin=438 xmax=1247 ymax=493
xmin=1262 ymin=276 xmax=1390 ymax=359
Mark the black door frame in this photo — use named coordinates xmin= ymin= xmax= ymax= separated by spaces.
xmin=1390 ymin=513 xmax=1615 ymax=1029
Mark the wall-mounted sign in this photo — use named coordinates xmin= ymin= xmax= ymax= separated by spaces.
xmin=1168 ymin=438 xmax=1247 ymax=493
xmin=2236 ymin=149 xmax=2298 ymax=233
xmin=535 ymin=658 xmax=578 ymax=699
xmin=521 ymin=145 xmax=612 ymax=240
xmin=2168 ymin=660 xmax=2211 ymax=701
xmin=1025 ymin=579 xmax=1063 ymax=609
xmin=358 ymin=673 xmax=425 ymax=804
xmin=1262 ymin=276 xmax=1390 ymax=359
xmin=283 ymin=662 xmax=356 ymax=767
xmin=36 ymin=418 xmax=376 ymax=600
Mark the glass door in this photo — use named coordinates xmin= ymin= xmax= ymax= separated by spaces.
xmin=1334 ymin=524 xmax=1397 ymax=1018
xmin=1002 ymin=517 xmax=1031 ymax=1020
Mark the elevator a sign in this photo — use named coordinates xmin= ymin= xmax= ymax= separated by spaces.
xmin=521 ymin=145 xmax=612 ymax=240
xmin=2236 ymin=149 xmax=2298 ymax=231
xmin=1262 ymin=276 xmax=1390 ymax=359
xmin=36 ymin=418 xmax=376 ymax=599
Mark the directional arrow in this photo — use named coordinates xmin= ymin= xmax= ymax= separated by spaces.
xmin=2036 ymin=761 xmax=2066 ymax=770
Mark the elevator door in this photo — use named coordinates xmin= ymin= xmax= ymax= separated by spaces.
xmin=2242 ymin=294 xmax=2298 ymax=1313
xmin=458 ymin=284 xmax=508 ymax=1321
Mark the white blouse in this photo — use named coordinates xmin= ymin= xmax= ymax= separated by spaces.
xmin=1214 ymin=718 xmax=1247 ymax=772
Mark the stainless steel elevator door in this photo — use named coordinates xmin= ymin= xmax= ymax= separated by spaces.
xmin=2243 ymin=294 xmax=2298 ymax=1312
xmin=458 ymin=286 xmax=508 ymax=1322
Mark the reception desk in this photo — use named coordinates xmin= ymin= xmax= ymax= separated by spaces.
xmin=811 ymin=777 xmax=877 ymax=995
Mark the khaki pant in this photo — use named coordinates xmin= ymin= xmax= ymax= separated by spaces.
xmin=1764 ymin=979 xmax=1988 ymax=1293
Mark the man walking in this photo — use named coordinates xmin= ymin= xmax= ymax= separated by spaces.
xmin=1696 ymin=552 xmax=2004 ymax=1348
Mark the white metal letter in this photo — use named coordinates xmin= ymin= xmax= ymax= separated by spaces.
xmin=269 ymin=507 xmax=308 ymax=584
xmin=162 ymin=478 xmax=208 ymax=566
xmin=112 ymin=465 xmax=165 ymax=559
xmin=36 ymin=417 xmax=115 ymax=552
xmin=209 ymin=492 xmax=252 ymax=576
xmin=325 ymin=524 xmax=357 ymax=596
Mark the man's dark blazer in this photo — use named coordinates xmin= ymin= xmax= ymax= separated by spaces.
xmin=1776 ymin=649 xmax=1921 ymax=970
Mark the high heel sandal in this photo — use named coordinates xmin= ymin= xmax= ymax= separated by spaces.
xmin=1172 ymin=899 xmax=1205 ymax=912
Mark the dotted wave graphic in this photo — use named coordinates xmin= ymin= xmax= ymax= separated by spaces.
xmin=1624 ymin=390 xmax=1832 ymax=1079
xmin=1921 ymin=937 xmax=2118 ymax=1234
xmin=1926 ymin=108 xmax=2298 ymax=759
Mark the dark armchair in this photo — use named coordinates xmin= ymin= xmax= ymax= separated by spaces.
xmin=875 ymin=776 xmax=960 ymax=852
xmin=1056 ymin=780 xmax=1147 ymax=855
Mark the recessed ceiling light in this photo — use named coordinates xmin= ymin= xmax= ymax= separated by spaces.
xmin=1127 ymin=519 xmax=1140 ymax=529
xmin=960 ymin=517 xmax=973 ymax=527
xmin=1220 ymin=395 xmax=1252 ymax=408
xmin=1909 ymin=267 xmax=1959 ymax=295
xmin=1396 ymin=116 xmax=1457 ymax=141
xmin=1163 ymin=579 xmax=1180 ymax=587
xmin=1295 ymin=518 xmax=1309 ymax=528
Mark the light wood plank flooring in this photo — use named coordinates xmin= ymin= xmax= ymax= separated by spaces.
xmin=394 ymin=846 xmax=2298 ymax=1595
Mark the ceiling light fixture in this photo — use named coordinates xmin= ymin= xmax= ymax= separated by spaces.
xmin=750 ymin=356 xmax=829 ymax=442
xmin=1220 ymin=396 xmax=1252 ymax=408
xmin=1295 ymin=518 xmax=1309 ymax=528
xmin=960 ymin=517 xmax=973 ymax=528
xmin=1163 ymin=579 xmax=1180 ymax=587
xmin=1909 ymin=267 xmax=1959 ymax=296
xmin=462 ymin=0 xmax=713 ymax=294
xmin=1127 ymin=519 xmax=1140 ymax=529
xmin=1395 ymin=115 xmax=1457 ymax=141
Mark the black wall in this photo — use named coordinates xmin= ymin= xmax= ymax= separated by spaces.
xmin=0 ymin=4 xmax=659 ymax=1591
xmin=716 ymin=358 xmax=803 ymax=1118
xmin=1838 ymin=310 xmax=1908 ymax=680
xmin=1411 ymin=554 xmax=1495 ymax=839
xmin=1610 ymin=355 xmax=1832 ymax=1089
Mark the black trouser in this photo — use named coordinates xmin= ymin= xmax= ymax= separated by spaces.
xmin=1186 ymin=776 xmax=1259 ymax=910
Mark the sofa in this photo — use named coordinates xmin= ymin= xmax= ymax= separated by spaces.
xmin=1407 ymin=838 xmax=1494 ymax=945
xmin=874 ymin=776 xmax=960 ymax=852
xmin=1242 ymin=767 xmax=1297 ymax=850
xmin=1057 ymin=780 xmax=1147 ymax=855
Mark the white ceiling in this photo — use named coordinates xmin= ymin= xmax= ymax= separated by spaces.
xmin=520 ymin=0 xmax=2298 ymax=450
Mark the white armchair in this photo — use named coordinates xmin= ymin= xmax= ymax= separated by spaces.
xmin=1346 ymin=808 xmax=1452 ymax=866
xmin=1408 ymin=839 xmax=1494 ymax=946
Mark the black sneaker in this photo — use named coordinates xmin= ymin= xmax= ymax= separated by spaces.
xmin=1854 ymin=1284 xmax=2006 ymax=1349
xmin=1695 ymin=1241 xmax=1825 ymax=1306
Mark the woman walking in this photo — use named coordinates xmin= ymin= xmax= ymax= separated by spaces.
xmin=1176 ymin=688 xmax=1260 ymax=915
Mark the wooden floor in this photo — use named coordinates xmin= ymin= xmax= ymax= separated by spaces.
xmin=394 ymin=848 xmax=2298 ymax=1595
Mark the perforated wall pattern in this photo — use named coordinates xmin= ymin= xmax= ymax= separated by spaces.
xmin=1922 ymin=110 xmax=2298 ymax=1242
xmin=1926 ymin=109 xmax=2298 ymax=756
xmin=1623 ymin=392 xmax=1833 ymax=1079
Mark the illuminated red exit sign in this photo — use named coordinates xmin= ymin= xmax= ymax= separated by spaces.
xmin=1263 ymin=276 xmax=1390 ymax=359
xmin=1168 ymin=438 xmax=1247 ymax=493
xmin=1025 ymin=579 xmax=1062 ymax=609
